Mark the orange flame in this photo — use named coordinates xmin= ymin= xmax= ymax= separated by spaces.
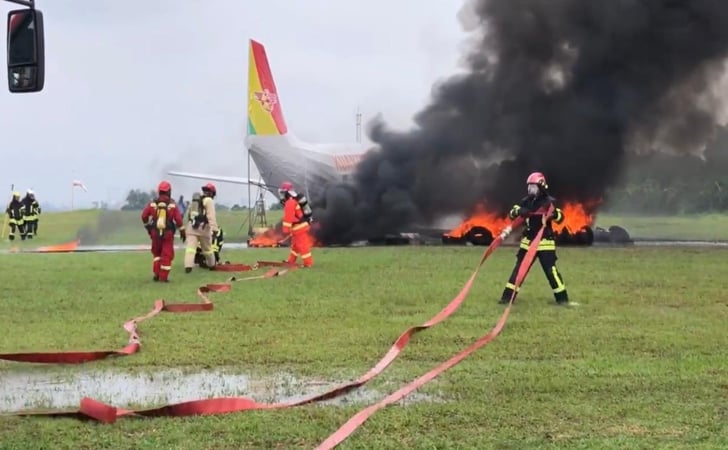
xmin=248 ymin=228 xmax=285 ymax=248
xmin=552 ymin=201 xmax=599 ymax=234
xmin=443 ymin=203 xmax=510 ymax=239
xmin=248 ymin=223 xmax=323 ymax=248
xmin=445 ymin=200 xmax=600 ymax=239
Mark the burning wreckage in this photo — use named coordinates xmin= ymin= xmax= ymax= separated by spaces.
xmin=440 ymin=202 xmax=631 ymax=247
xmin=247 ymin=201 xmax=632 ymax=248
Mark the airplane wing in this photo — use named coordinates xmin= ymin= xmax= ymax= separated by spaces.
xmin=167 ymin=171 xmax=273 ymax=190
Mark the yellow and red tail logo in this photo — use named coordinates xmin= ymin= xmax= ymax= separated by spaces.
xmin=247 ymin=39 xmax=288 ymax=136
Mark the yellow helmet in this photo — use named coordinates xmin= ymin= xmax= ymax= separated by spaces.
xmin=12 ymin=191 xmax=20 ymax=198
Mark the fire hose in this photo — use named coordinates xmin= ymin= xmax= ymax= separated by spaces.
xmin=0 ymin=262 xmax=289 ymax=365
xmin=315 ymin=205 xmax=553 ymax=449
xmin=1 ymin=209 xmax=547 ymax=449
xmin=3 ymin=215 xmax=523 ymax=421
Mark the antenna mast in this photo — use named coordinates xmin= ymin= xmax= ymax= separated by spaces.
xmin=355 ymin=107 xmax=362 ymax=143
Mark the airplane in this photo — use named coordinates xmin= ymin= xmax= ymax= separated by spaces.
xmin=167 ymin=39 xmax=372 ymax=204
xmin=167 ymin=40 xmax=612 ymax=248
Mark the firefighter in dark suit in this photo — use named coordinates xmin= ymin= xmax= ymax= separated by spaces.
xmin=21 ymin=189 xmax=41 ymax=239
xmin=499 ymin=172 xmax=570 ymax=306
xmin=5 ymin=192 xmax=25 ymax=241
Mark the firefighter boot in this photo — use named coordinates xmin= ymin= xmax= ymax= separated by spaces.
xmin=555 ymin=291 xmax=572 ymax=307
xmin=499 ymin=283 xmax=519 ymax=304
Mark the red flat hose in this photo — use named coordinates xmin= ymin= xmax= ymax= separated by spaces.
xmin=4 ymin=216 xmax=526 ymax=428
xmin=0 ymin=263 xmax=276 ymax=364
xmin=315 ymin=206 xmax=553 ymax=449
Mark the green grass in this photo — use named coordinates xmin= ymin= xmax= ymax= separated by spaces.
xmin=1 ymin=245 xmax=727 ymax=449
xmin=595 ymin=212 xmax=728 ymax=241
xmin=0 ymin=209 xmax=284 ymax=249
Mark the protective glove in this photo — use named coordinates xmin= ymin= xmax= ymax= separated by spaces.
xmin=518 ymin=207 xmax=531 ymax=217
xmin=180 ymin=230 xmax=187 ymax=243
xmin=499 ymin=225 xmax=513 ymax=239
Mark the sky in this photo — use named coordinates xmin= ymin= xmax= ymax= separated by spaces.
xmin=1 ymin=0 xmax=469 ymax=210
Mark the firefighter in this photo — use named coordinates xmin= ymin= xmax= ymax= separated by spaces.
xmin=5 ymin=192 xmax=25 ymax=241
xmin=195 ymin=227 xmax=224 ymax=267
xmin=183 ymin=183 xmax=219 ymax=272
xmin=141 ymin=181 xmax=186 ymax=282
xmin=21 ymin=189 xmax=41 ymax=239
xmin=279 ymin=181 xmax=314 ymax=267
xmin=499 ymin=172 xmax=570 ymax=306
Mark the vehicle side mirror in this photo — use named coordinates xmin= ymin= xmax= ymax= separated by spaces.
xmin=6 ymin=8 xmax=44 ymax=93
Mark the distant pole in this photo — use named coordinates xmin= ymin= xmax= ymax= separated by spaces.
xmin=355 ymin=107 xmax=362 ymax=143
xmin=247 ymin=147 xmax=253 ymax=237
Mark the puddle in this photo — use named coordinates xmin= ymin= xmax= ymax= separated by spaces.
xmin=0 ymin=368 xmax=444 ymax=413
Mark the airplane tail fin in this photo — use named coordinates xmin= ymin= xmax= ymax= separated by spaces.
xmin=247 ymin=39 xmax=288 ymax=136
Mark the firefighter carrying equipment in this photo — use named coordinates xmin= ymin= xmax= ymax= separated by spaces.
xmin=278 ymin=181 xmax=313 ymax=223
xmin=282 ymin=187 xmax=313 ymax=268
xmin=5 ymin=192 xmax=25 ymax=241
xmin=21 ymin=189 xmax=41 ymax=239
xmin=184 ymin=187 xmax=219 ymax=271
xmin=500 ymin=185 xmax=569 ymax=305
xmin=141 ymin=183 xmax=185 ymax=282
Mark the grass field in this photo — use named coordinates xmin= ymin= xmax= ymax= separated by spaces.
xmin=594 ymin=212 xmax=728 ymax=241
xmin=1 ymin=242 xmax=727 ymax=449
xmin=0 ymin=209 xmax=284 ymax=250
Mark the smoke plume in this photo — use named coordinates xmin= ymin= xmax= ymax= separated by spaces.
xmin=313 ymin=0 xmax=728 ymax=245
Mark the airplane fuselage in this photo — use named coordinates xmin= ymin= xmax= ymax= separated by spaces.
xmin=246 ymin=133 xmax=370 ymax=200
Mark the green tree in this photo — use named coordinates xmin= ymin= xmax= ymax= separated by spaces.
xmin=121 ymin=189 xmax=156 ymax=210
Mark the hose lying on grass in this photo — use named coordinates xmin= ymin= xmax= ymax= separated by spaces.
xmin=2 ymin=212 xmax=543 ymax=450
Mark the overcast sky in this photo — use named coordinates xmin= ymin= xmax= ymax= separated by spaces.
xmin=1 ymin=0 xmax=469 ymax=210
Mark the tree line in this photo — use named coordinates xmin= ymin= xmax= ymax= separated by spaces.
xmin=121 ymin=189 xmax=246 ymax=211
xmin=601 ymin=125 xmax=728 ymax=214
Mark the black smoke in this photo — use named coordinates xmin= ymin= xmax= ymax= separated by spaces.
xmin=312 ymin=0 xmax=728 ymax=245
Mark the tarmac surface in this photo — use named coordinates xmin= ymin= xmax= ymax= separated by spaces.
xmin=2 ymin=239 xmax=727 ymax=254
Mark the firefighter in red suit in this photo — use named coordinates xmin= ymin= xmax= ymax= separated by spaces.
xmin=141 ymin=181 xmax=186 ymax=282
xmin=279 ymin=181 xmax=314 ymax=267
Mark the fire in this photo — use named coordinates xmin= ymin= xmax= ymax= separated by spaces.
xmin=443 ymin=203 xmax=511 ymax=240
xmin=247 ymin=227 xmax=285 ymax=248
xmin=443 ymin=199 xmax=602 ymax=246
xmin=247 ymin=222 xmax=323 ymax=248
xmin=552 ymin=201 xmax=598 ymax=234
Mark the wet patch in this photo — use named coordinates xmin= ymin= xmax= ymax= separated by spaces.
xmin=0 ymin=368 xmax=444 ymax=413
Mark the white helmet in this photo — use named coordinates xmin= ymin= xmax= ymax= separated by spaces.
xmin=27 ymin=189 xmax=34 ymax=195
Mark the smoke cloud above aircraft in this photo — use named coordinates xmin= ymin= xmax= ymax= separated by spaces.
xmin=312 ymin=0 xmax=728 ymax=245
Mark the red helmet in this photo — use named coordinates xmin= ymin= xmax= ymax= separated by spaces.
xmin=202 ymin=182 xmax=216 ymax=195
xmin=279 ymin=181 xmax=293 ymax=191
xmin=158 ymin=180 xmax=171 ymax=193
xmin=526 ymin=172 xmax=547 ymax=188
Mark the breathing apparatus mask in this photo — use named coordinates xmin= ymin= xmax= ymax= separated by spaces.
xmin=527 ymin=183 xmax=540 ymax=197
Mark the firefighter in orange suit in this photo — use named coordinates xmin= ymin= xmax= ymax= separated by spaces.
xmin=279 ymin=181 xmax=314 ymax=267
xmin=141 ymin=181 xmax=186 ymax=282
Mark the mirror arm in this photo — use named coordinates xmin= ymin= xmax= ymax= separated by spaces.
xmin=4 ymin=0 xmax=35 ymax=8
